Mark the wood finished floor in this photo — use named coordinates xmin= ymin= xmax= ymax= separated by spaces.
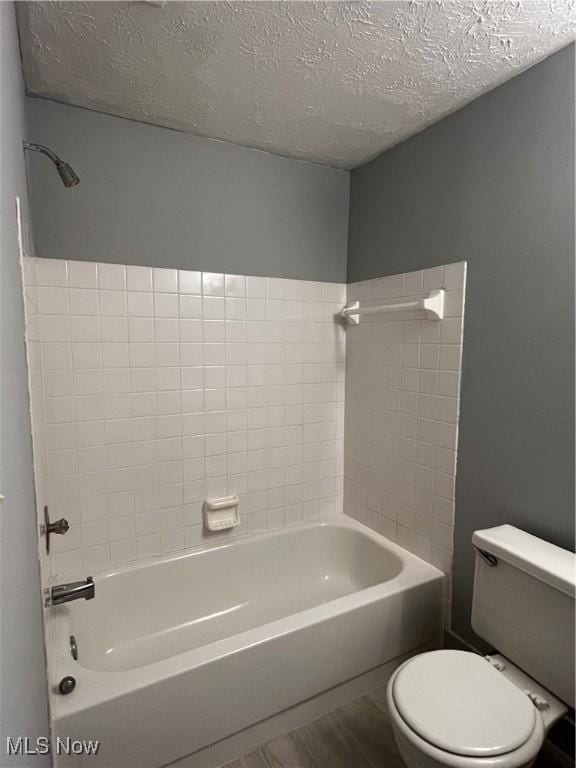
xmin=223 ymin=688 xmax=403 ymax=768
xmin=223 ymin=687 xmax=569 ymax=768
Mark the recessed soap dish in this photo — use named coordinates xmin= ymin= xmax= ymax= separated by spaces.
xmin=203 ymin=495 xmax=240 ymax=532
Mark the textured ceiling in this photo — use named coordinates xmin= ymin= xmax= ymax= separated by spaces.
xmin=18 ymin=1 xmax=576 ymax=169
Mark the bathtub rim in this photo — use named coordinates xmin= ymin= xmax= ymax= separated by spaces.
xmin=63 ymin=511 xmax=406 ymax=585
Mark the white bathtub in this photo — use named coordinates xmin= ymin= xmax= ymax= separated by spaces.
xmin=49 ymin=516 xmax=443 ymax=767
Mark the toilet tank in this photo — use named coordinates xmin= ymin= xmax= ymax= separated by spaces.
xmin=472 ymin=524 xmax=575 ymax=708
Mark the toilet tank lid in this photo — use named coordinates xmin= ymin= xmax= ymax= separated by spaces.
xmin=473 ymin=525 xmax=575 ymax=598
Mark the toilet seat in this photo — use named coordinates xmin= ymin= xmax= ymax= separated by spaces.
xmin=387 ymin=651 xmax=545 ymax=768
xmin=392 ymin=651 xmax=536 ymax=757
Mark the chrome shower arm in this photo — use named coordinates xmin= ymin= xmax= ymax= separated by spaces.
xmin=23 ymin=141 xmax=62 ymax=164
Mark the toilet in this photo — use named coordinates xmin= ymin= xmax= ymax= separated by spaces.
xmin=387 ymin=524 xmax=575 ymax=768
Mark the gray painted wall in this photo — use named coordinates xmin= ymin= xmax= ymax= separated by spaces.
xmin=25 ymin=99 xmax=349 ymax=282
xmin=348 ymin=44 xmax=575 ymax=645
xmin=0 ymin=4 xmax=50 ymax=765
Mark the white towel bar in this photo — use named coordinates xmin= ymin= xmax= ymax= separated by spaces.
xmin=340 ymin=289 xmax=444 ymax=325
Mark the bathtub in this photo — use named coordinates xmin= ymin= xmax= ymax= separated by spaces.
xmin=49 ymin=516 xmax=444 ymax=767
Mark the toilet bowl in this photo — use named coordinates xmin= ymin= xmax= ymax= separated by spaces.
xmin=386 ymin=525 xmax=574 ymax=768
xmin=386 ymin=650 xmax=565 ymax=768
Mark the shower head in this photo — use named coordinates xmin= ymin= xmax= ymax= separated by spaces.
xmin=23 ymin=142 xmax=80 ymax=188
xmin=55 ymin=160 xmax=80 ymax=188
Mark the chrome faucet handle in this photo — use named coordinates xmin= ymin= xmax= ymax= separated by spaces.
xmin=48 ymin=518 xmax=69 ymax=535
xmin=42 ymin=505 xmax=70 ymax=554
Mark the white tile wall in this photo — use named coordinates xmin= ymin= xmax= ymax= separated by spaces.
xmin=23 ymin=259 xmax=346 ymax=580
xmin=343 ymin=262 xmax=466 ymax=625
xmin=23 ymin=257 xmax=466 ymax=623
